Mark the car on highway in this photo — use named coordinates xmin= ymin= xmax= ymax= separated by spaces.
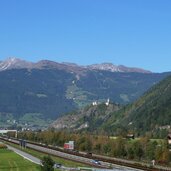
xmin=91 ymin=159 xmax=101 ymax=165
xmin=54 ymin=163 xmax=62 ymax=168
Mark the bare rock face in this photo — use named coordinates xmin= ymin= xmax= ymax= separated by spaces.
xmin=87 ymin=63 xmax=151 ymax=73
xmin=51 ymin=103 xmax=121 ymax=131
xmin=0 ymin=57 xmax=33 ymax=71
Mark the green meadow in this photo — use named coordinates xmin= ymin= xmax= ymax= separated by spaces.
xmin=0 ymin=149 xmax=40 ymax=171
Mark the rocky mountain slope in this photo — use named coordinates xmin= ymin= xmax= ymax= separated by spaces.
xmin=87 ymin=63 xmax=151 ymax=73
xmin=0 ymin=58 xmax=33 ymax=70
xmin=51 ymin=102 xmax=121 ymax=131
xmin=0 ymin=57 xmax=151 ymax=73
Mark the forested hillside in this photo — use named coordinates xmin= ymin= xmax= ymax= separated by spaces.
xmin=52 ymin=74 xmax=171 ymax=137
xmin=102 ymin=74 xmax=171 ymax=137
xmin=119 ymin=74 xmax=171 ymax=136
xmin=0 ymin=69 xmax=76 ymax=128
xmin=51 ymin=103 xmax=121 ymax=131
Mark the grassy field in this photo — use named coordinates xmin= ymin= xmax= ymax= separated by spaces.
xmin=0 ymin=148 xmax=40 ymax=171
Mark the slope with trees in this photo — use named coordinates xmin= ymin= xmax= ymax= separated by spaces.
xmin=52 ymin=74 xmax=171 ymax=137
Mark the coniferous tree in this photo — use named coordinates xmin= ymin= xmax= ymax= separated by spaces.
xmin=41 ymin=155 xmax=55 ymax=171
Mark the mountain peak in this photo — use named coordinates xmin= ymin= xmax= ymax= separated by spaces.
xmin=0 ymin=57 xmax=33 ymax=71
xmin=87 ymin=63 xmax=151 ymax=73
xmin=0 ymin=58 xmax=152 ymax=73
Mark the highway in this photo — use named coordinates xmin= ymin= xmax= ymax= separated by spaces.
xmin=28 ymin=143 xmax=142 ymax=170
xmin=3 ymin=137 xmax=171 ymax=171
xmin=2 ymin=137 xmax=171 ymax=171
xmin=1 ymin=137 xmax=143 ymax=171
xmin=3 ymin=142 xmax=139 ymax=171
xmin=28 ymin=142 xmax=110 ymax=168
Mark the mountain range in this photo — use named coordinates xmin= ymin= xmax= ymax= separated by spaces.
xmin=0 ymin=57 xmax=151 ymax=73
xmin=0 ymin=57 xmax=170 ymax=129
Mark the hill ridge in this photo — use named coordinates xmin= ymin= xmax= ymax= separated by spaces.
xmin=0 ymin=57 xmax=152 ymax=73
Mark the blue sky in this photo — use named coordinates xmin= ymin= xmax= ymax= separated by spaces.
xmin=0 ymin=0 xmax=171 ymax=72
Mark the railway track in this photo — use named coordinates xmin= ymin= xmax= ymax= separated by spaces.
xmin=1 ymin=136 xmax=171 ymax=171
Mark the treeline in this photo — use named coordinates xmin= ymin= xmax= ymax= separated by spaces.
xmin=17 ymin=130 xmax=170 ymax=165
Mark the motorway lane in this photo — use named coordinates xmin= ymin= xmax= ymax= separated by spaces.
xmin=1 ymin=138 xmax=144 ymax=170
xmin=27 ymin=143 xmax=100 ymax=166
xmin=3 ymin=137 xmax=171 ymax=171
xmin=7 ymin=144 xmax=41 ymax=165
xmin=27 ymin=143 xmax=143 ymax=171
xmin=3 ymin=138 xmax=144 ymax=170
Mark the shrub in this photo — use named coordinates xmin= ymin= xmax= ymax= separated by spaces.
xmin=41 ymin=155 xmax=55 ymax=171
xmin=0 ymin=143 xmax=7 ymax=149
